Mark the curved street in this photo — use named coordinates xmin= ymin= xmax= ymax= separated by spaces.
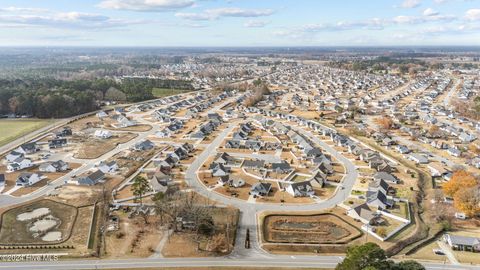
xmin=184 ymin=117 xmax=359 ymax=258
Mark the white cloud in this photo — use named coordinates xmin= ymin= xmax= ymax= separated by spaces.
xmin=0 ymin=7 xmax=49 ymax=13
xmin=56 ymin=12 xmax=110 ymax=22
xmin=175 ymin=12 xmax=211 ymax=20
xmin=423 ymin=8 xmax=439 ymax=16
xmin=176 ymin=7 xmax=274 ymax=21
xmin=0 ymin=11 xmax=140 ymax=29
xmin=433 ymin=0 xmax=473 ymax=4
xmin=244 ymin=20 xmax=269 ymax=28
xmin=465 ymin=9 xmax=480 ymax=21
xmin=393 ymin=12 xmax=456 ymax=24
xmin=98 ymin=0 xmax=195 ymax=12
xmin=400 ymin=0 xmax=421 ymax=8
xmin=393 ymin=15 xmax=421 ymax=24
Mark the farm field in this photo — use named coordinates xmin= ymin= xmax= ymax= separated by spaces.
xmin=152 ymin=88 xmax=194 ymax=98
xmin=0 ymin=119 xmax=55 ymax=147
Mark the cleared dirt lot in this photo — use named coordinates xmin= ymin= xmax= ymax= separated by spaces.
xmin=106 ymin=124 xmax=152 ymax=132
xmin=74 ymin=133 xmax=137 ymax=159
xmin=105 ymin=214 xmax=164 ymax=259
xmin=53 ymin=184 xmax=100 ymax=207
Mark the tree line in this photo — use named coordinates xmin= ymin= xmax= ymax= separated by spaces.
xmin=0 ymin=77 xmax=185 ymax=118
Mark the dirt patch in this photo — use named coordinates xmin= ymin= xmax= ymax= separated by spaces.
xmin=74 ymin=133 xmax=137 ymax=159
xmin=105 ymin=215 xmax=163 ymax=258
xmin=162 ymin=207 xmax=239 ymax=257
xmin=53 ymin=185 xmax=100 ymax=207
xmin=107 ymin=124 xmax=152 ymax=132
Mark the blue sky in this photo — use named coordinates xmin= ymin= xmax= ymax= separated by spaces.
xmin=0 ymin=0 xmax=479 ymax=46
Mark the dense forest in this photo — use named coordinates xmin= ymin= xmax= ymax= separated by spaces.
xmin=0 ymin=78 xmax=168 ymax=118
xmin=328 ymin=56 xmax=480 ymax=74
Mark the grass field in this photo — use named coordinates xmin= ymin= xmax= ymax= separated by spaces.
xmin=152 ymin=88 xmax=194 ymax=97
xmin=0 ymin=119 xmax=54 ymax=147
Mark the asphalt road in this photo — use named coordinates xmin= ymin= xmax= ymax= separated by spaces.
xmin=0 ymin=256 xmax=478 ymax=270
xmin=184 ymin=117 xmax=359 ymax=257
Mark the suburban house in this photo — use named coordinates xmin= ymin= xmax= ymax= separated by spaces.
xmin=286 ymin=181 xmax=315 ymax=197
xmin=368 ymin=178 xmax=392 ymax=195
xmin=314 ymin=160 xmax=334 ymax=175
xmin=271 ymin=162 xmax=292 ymax=174
xmin=427 ymin=162 xmax=450 ymax=178
xmin=396 ymin=145 xmax=411 ymax=154
xmin=98 ymin=161 xmax=119 ymax=173
xmin=217 ymin=175 xmax=231 ymax=186
xmin=16 ymin=172 xmax=42 ymax=187
xmin=6 ymin=151 xmax=24 ymax=162
xmin=347 ymin=203 xmax=378 ymax=225
xmin=147 ymin=170 xmax=171 ymax=193
xmin=447 ymin=147 xmax=461 ymax=157
xmin=408 ymin=153 xmax=429 ymax=164
xmin=55 ymin=126 xmax=72 ymax=137
xmin=366 ymin=190 xmax=394 ymax=209
xmin=77 ymin=170 xmax=105 ymax=186
xmin=250 ymin=182 xmax=272 ymax=197
xmin=156 ymin=128 xmax=172 ymax=138
xmin=444 ymin=234 xmax=480 ymax=252
xmin=16 ymin=142 xmax=39 ymax=154
xmin=156 ymin=155 xmax=178 ymax=169
xmin=39 ymin=160 xmax=69 ymax=172
xmin=112 ymin=115 xmax=136 ymax=128
xmin=310 ymin=169 xmax=327 ymax=187
xmin=231 ymin=179 xmax=246 ymax=188
xmin=94 ymin=129 xmax=113 ymax=139
xmin=96 ymin=111 xmax=108 ymax=118
xmin=211 ymin=163 xmax=229 ymax=177
xmin=48 ymin=138 xmax=67 ymax=149
xmin=225 ymin=140 xmax=241 ymax=149
xmin=133 ymin=140 xmax=155 ymax=151
xmin=373 ymin=172 xmax=399 ymax=184
xmin=243 ymin=160 xmax=265 ymax=171
xmin=7 ymin=157 xmax=33 ymax=172
xmin=214 ymin=152 xmax=235 ymax=166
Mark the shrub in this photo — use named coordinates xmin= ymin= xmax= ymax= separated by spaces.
xmin=440 ymin=220 xmax=452 ymax=231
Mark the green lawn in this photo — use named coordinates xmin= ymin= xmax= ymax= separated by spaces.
xmin=152 ymin=88 xmax=194 ymax=98
xmin=0 ymin=118 xmax=54 ymax=147
xmin=351 ymin=190 xmax=366 ymax=196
